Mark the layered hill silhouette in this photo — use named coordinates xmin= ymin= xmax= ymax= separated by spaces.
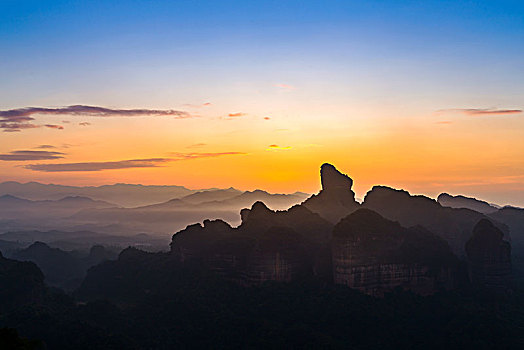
xmin=10 ymin=242 xmax=116 ymax=290
xmin=0 ymin=194 xmax=116 ymax=221
xmin=3 ymin=163 xmax=524 ymax=349
xmin=0 ymin=251 xmax=45 ymax=313
xmin=77 ymin=163 xmax=513 ymax=298
xmin=2 ymin=162 xmax=520 ymax=297
xmin=0 ymin=185 xmax=309 ymax=236
xmin=68 ymin=189 xmax=309 ymax=235
xmin=0 ymin=181 xmax=195 ymax=207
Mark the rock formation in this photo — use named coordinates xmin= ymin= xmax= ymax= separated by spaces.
xmin=331 ymin=209 xmax=458 ymax=296
xmin=465 ymin=219 xmax=512 ymax=290
xmin=166 ymin=163 xmax=513 ymax=295
xmin=362 ymin=186 xmax=508 ymax=255
xmin=0 ymin=251 xmax=45 ymax=312
xmin=302 ymin=163 xmax=360 ymax=223
xmin=437 ymin=193 xmax=499 ymax=214
xmin=13 ymin=241 xmax=85 ymax=290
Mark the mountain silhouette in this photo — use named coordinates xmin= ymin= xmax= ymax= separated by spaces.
xmin=0 ymin=251 xmax=45 ymax=313
xmin=362 ymin=185 xmax=508 ymax=255
xmin=437 ymin=193 xmax=499 ymax=214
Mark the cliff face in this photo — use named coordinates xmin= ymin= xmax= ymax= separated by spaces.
xmin=302 ymin=163 xmax=360 ymax=223
xmin=332 ymin=209 xmax=458 ymax=296
xmin=466 ymin=219 xmax=512 ymax=290
xmin=171 ymin=203 xmax=324 ymax=284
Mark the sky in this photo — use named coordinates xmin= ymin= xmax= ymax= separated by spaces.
xmin=1 ymin=0 xmax=524 ymax=206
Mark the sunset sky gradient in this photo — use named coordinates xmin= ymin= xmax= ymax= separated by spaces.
xmin=1 ymin=0 xmax=524 ymax=206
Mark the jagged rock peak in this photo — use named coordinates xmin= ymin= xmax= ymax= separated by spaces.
xmin=202 ymin=219 xmax=232 ymax=230
xmin=240 ymin=201 xmax=272 ymax=223
xmin=320 ymin=163 xmax=353 ymax=191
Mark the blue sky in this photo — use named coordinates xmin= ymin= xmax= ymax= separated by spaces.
xmin=1 ymin=0 xmax=523 ymax=108
xmin=1 ymin=0 xmax=524 ymax=206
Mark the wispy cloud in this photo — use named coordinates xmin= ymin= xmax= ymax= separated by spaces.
xmin=35 ymin=145 xmax=57 ymax=149
xmin=168 ymin=152 xmax=246 ymax=159
xmin=0 ymin=122 xmax=40 ymax=132
xmin=274 ymin=83 xmax=295 ymax=90
xmin=25 ymin=152 xmax=245 ymax=172
xmin=436 ymin=120 xmax=453 ymax=124
xmin=25 ymin=158 xmax=170 ymax=172
xmin=45 ymin=124 xmax=64 ymax=130
xmin=439 ymin=108 xmax=522 ymax=116
xmin=0 ymin=150 xmax=65 ymax=161
xmin=227 ymin=112 xmax=247 ymax=117
xmin=186 ymin=143 xmax=207 ymax=149
xmin=264 ymin=116 xmax=271 ymax=120
xmin=79 ymin=122 xmax=91 ymax=126
xmin=0 ymin=105 xmax=192 ymax=132
xmin=266 ymin=144 xmax=291 ymax=151
xmin=183 ymin=102 xmax=212 ymax=108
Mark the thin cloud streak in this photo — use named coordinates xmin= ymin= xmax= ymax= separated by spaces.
xmin=439 ymin=108 xmax=522 ymax=116
xmin=169 ymin=152 xmax=246 ymax=159
xmin=0 ymin=150 xmax=65 ymax=161
xmin=227 ymin=112 xmax=247 ymax=117
xmin=45 ymin=124 xmax=64 ymax=130
xmin=186 ymin=143 xmax=207 ymax=149
xmin=25 ymin=152 xmax=246 ymax=172
xmin=266 ymin=144 xmax=291 ymax=151
xmin=0 ymin=105 xmax=190 ymax=119
xmin=0 ymin=105 xmax=192 ymax=132
xmin=25 ymin=158 xmax=170 ymax=172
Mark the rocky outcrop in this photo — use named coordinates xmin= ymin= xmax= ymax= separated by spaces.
xmin=171 ymin=201 xmax=331 ymax=284
xmin=13 ymin=241 xmax=84 ymax=290
xmin=437 ymin=193 xmax=498 ymax=214
xmin=302 ymin=163 xmax=360 ymax=223
xmin=170 ymin=219 xmax=234 ymax=262
xmin=363 ymin=186 xmax=508 ymax=256
xmin=332 ymin=209 xmax=458 ymax=296
xmin=466 ymin=219 xmax=511 ymax=290
xmin=0 ymin=251 xmax=45 ymax=312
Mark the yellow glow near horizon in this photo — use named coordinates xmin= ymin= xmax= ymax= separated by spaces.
xmin=1 ymin=105 xmax=524 ymax=207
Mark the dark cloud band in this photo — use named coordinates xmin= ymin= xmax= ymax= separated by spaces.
xmin=0 ymin=150 xmax=65 ymax=161
xmin=0 ymin=105 xmax=192 ymax=132
xmin=24 ymin=152 xmax=245 ymax=172
xmin=24 ymin=158 xmax=170 ymax=172
xmin=439 ymin=108 xmax=522 ymax=116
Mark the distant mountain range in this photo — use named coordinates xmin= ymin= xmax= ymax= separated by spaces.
xmin=0 ymin=194 xmax=116 ymax=220
xmin=0 ymin=181 xmax=197 ymax=207
xmin=0 ymin=184 xmax=310 ymax=237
